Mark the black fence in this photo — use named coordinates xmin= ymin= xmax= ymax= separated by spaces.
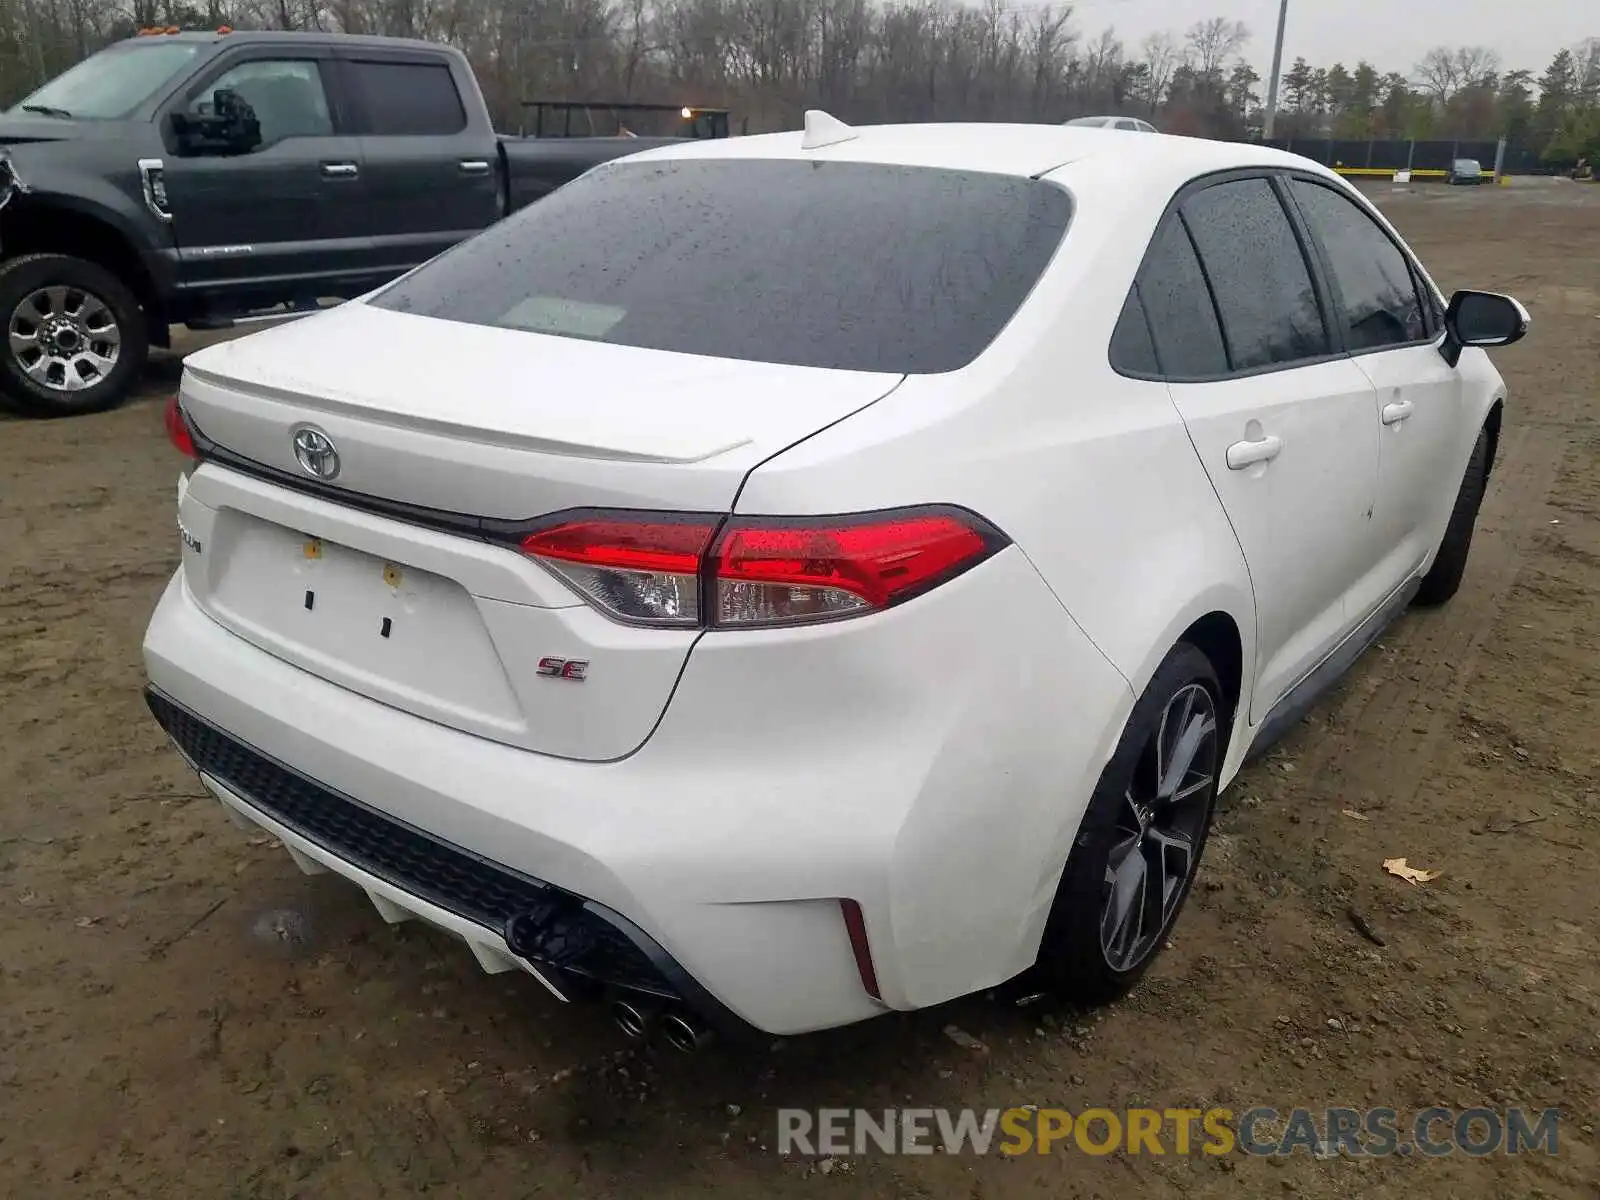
xmin=1256 ymin=137 xmax=1502 ymax=176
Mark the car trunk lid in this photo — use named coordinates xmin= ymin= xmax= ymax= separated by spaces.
xmin=175 ymin=302 xmax=903 ymax=759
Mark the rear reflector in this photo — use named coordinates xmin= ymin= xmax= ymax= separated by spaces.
xmin=164 ymin=395 xmax=198 ymax=459
xmin=839 ymin=899 xmax=882 ymax=1001
xmin=520 ymin=506 xmax=1006 ymax=630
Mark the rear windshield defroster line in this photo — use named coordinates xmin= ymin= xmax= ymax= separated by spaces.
xmin=371 ymin=158 xmax=1074 ymax=375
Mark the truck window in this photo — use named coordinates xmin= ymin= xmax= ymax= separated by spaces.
xmin=9 ymin=40 xmax=202 ymax=120
xmin=189 ymin=60 xmax=333 ymax=145
xmin=346 ymin=60 xmax=467 ymax=136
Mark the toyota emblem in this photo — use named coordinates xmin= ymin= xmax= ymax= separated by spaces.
xmin=291 ymin=425 xmax=340 ymax=481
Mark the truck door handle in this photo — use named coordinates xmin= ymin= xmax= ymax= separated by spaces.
xmin=458 ymin=160 xmax=491 ymax=174
xmin=1380 ymin=400 xmax=1415 ymax=425
xmin=321 ymin=162 xmax=359 ymax=179
xmin=1226 ymin=434 xmax=1283 ymax=470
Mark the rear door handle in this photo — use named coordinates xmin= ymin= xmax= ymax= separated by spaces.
xmin=321 ymin=162 xmax=359 ymax=179
xmin=1226 ymin=434 xmax=1283 ymax=470
xmin=459 ymin=159 xmax=491 ymax=174
xmin=1380 ymin=400 xmax=1415 ymax=425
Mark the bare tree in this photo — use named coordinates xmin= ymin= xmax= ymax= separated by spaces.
xmin=1139 ymin=30 xmax=1179 ymax=113
xmin=1184 ymin=16 xmax=1247 ymax=79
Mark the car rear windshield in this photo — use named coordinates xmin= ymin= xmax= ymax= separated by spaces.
xmin=370 ymin=158 xmax=1073 ymax=374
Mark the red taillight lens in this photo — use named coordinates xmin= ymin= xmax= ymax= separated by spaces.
xmin=520 ymin=517 xmax=718 ymax=627
xmin=164 ymin=395 xmax=198 ymax=459
xmin=519 ymin=507 xmax=1003 ymax=629
xmin=711 ymin=512 xmax=993 ymax=627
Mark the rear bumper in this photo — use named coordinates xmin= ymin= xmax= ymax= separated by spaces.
xmin=145 ymin=687 xmax=757 ymax=1039
xmin=144 ymin=550 xmax=1131 ymax=1035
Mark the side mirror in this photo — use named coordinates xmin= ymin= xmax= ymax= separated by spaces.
xmin=167 ymin=88 xmax=261 ymax=157
xmin=1440 ymin=289 xmax=1529 ymax=366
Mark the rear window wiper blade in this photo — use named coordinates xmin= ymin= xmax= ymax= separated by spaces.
xmin=19 ymin=104 xmax=74 ymax=118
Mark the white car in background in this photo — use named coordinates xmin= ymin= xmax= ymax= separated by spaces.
xmin=1066 ymin=114 xmax=1158 ymax=132
xmin=145 ymin=111 xmax=1527 ymax=1049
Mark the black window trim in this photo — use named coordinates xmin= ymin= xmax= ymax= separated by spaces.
xmin=1108 ymin=166 xmax=1434 ymax=385
xmin=333 ymin=51 xmax=469 ymax=138
xmin=1279 ymin=171 xmax=1446 ymax=360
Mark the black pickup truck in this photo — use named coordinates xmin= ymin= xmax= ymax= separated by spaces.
xmin=0 ymin=29 xmax=715 ymax=417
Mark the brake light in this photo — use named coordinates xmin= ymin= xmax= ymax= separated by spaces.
xmin=712 ymin=513 xmax=992 ymax=627
xmin=164 ymin=395 xmax=198 ymax=459
xmin=519 ymin=507 xmax=1005 ymax=629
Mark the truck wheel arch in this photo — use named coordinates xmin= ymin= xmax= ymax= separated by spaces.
xmin=0 ymin=197 xmax=169 ymax=348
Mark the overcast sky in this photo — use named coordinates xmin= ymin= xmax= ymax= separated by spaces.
xmin=1066 ymin=0 xmax=1594 ymax=81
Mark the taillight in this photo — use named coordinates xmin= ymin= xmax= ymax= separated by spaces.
xmin=519 ymin=506 xmax=1006 ymax=630
xmin=164 ymin=395 xmax=198 ymax=459
xmin=712 ymin=512 xmax=993 ymax=627
xmin=520 ymin=516 xmax=717 ymax=627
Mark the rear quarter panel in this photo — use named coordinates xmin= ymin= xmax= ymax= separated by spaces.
xmin=735 ymin=154 xmax=1259 ymax=746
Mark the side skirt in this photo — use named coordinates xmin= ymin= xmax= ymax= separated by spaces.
xmin=1244 ymin=575 xmax=1422 ymax=763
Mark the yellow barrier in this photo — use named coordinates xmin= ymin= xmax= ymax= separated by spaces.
xmin=1331 ymin=167 xmax=1495 ymax=181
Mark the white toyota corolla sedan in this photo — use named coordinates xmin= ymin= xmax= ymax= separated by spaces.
xmin=145 ymin=112 xmax=1528 ymax=1049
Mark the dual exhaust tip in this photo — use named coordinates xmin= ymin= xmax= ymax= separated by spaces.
xmin=611 ymin=997 xmax=713 ymax=1053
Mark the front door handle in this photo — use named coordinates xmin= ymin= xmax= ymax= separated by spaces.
xmin=1226 ymin=434 xmax=1283 ymax=470
xmin=1381 ymin=399 xmax=1415 ymax=425
xmin=321 ymin=162 xmax=360 ymax=179
xmin=459 ymin=159 xmax=491 ymax=175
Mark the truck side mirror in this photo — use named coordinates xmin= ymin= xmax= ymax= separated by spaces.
xmin=168 ymin=88 xmax=262 ymax=157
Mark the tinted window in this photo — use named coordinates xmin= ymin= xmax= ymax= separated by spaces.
xmin=1109 ymin=288 xmax=1159 ymax=375
xmin=1131 ymin=216 xmax=1228 ymax=378
xmin=372 ymin=159 xmax=1074 ymax=374
xmin=347 ymin=59 xmax=465 ymax=135
xmin=190 ymin=60 xmax=332 ymax=146
xmin=1182 ymin=178 xmax=1328 ymax=370
xmin=1289 ymin=180 xmax=1427 ymax=350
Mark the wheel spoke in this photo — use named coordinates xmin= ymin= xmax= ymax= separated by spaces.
xmin=1158 ymin=706 xmax=1217 ymax=801
xmin=1101 ymin=836 xmax=1148 ymax=965
xmin=41 ymin=286 xmax=70 ymax=315
xmin=1145 ymin=826 xmax=1195 ymax=914
xmin=80 ymin=292 xmax=116 ymax=326
xmin=67 ymin=350 xmax=116 ymax=384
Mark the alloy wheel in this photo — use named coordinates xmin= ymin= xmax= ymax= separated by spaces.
xmin=1099 ymin=681 xmax=1219 ymax=972
xmin=7 ymin=285 xmax=123 ymax=393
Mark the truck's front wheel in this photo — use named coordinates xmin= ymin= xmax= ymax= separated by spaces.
xmin=0 ymin=254 xmax=149 ymax=418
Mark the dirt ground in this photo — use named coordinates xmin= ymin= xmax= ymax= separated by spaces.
xmin=2 ymin=181 xmax=1597 ymax=1199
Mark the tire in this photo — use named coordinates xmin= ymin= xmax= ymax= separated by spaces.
xmin=1034 ymin=642 xmax=1226 ymax=1005
xmin=1414 ymin=426 xmax=1491 ymax=608
xmin=0 ymin=253 xmax=149 ymax=418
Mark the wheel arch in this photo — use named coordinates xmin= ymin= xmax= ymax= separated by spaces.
xmin=1120 ymin=588 xmax=1256 ymax=778
xmin=1 ymin=197 xmax=169 ymax=348
xmin=1483 ymin=396 xmax=1504 ymax=479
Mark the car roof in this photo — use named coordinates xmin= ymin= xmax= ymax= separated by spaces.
xmin=115 ymin=29 xmax=453 ymax=53
xmin=619 ymin=118 xmax=1337 ymax=188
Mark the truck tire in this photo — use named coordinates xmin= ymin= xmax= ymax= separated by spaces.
xmin=0 ymin=254 xmax=149 ymax=418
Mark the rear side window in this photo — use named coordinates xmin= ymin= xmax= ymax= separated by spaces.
xmin=371 ymin=159 xmax=1074 ymax=374
xmin=346 ymin=59 xmax=466 ymax=135
xmin=1182 ymin=177 xmax=1329 ymax=371
xmin=1288 ymin=179 xmax=1427 ymax=350
xmin=1108 ymin=289 xmax=1159 ymax=375
xmin=1130 ymin=215 xmax=1228 ymax=378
